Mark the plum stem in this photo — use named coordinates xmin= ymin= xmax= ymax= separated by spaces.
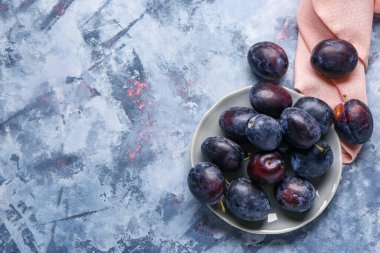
xmin=314 ymin=143 xmax=325 ymax=153
xmin=244 ymin=153 xmax=252 ymax=161
xmin=224 ymin=178 xmax=231 ymax=185
xmin=219 ymin=198 xmax=226 ymax=213
xmin=343 ymin=95 xmax=348 ymax=103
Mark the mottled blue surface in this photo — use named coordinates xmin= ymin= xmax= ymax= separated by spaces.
xmin=0 ymin=0 xmax=379 ymax=252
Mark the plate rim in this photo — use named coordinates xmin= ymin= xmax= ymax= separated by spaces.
xmin=190 ymin=85 xmax=342 ymax=234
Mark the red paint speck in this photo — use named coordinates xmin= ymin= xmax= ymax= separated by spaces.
xmin=78 ymin=82 xmax=90 ymax=91
xmin=127 ymin=89 xmax=134 ymax=97
xmin=56 ymin=159 xmax=67 ymax=170
xmin=135 ymin=88 xmax=142 ymax=96
xmin=127 ymin=79 xmax=149 ymax=98
xmin=83 ymin=85 xmax=91 ymax=91
xmin=0 ymin=3 xmax=9 ymax=13
xmin=54 ymin=6 xmax=65 ymax=15
xmin=42 ymin=96 xmax=50 ymax=104
xmin=125 ymin=79 xmax=151 ymax=110
xmin=277 ymin=18 xmax=290 ymax=41
xmin=196 ymin=217 xmax=214 ymax=236
xmin=131 ymin=80 xmax=148 ymax=89
xmin=170 ymin=199 xmax=183 ymax=205
xmin=129 ymin=152 xmax=136 ymax=161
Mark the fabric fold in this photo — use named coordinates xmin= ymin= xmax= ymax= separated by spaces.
xmin=295 ymin=0 xmax=379 ymax=164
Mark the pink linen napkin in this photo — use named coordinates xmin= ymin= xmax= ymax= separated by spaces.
xmin=295 ymin=0 xmax=380 ymax=164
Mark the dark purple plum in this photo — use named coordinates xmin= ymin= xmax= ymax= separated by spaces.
xmin=334 ymin=99 xmax=373 ymax=144
xmin=291 ymin=140 xmax=333 ymax=178
xmin=294 ymin=97 xmax=334 ymax=135
xmin=249 ymin=82 xmax=292 ymax=118
xmin=187 ymin=162 xmax=225 ymax=204
xmin=246 ymin=114 xmax=282 ymax=151
xmin=225 ymin=178 xmax=270 ymax=221
xmin=275 ymin=176 xmax=316 ymax=212
xmin=219 ymin=107 xmax=258 ymax=142
xmin=201 ymin=136 xmax=244 ymax=172
xmin=311 ymin=39 xmax=358 ymax=79
xmin=247 ymin=41 xmax=289 ymax=81
xmin=247 ymin=152 xmax=285 ymax=185
xmin=279 ymin=107 xmax=321 ymax=149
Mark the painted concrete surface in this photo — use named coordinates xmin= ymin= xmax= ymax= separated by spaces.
xmin=0 ymin=0 xmax=379 ymax=252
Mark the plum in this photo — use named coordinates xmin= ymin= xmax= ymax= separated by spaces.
xmin=334 ymin=99 xmax=373 ymax=144
xmin=275 ymin=176 xmax=316 ymax=212
xmin=291 ymin=140 xmax=333 ymax=178
xmin=247 ymin=41 xmax=289 ymax=80
xmin=279 ymin=107 xmax=321 ymax=149
xmin=294 ymin=97 xmax=334 ymax=135
xmin=225 ymin=178 xmax=270 ymax=221
xmin=249 ymin=82 xmax=292 ymax=118
xmin=311 ymin=39 xmax=358 ymax=79
xmin=187 ymin=162 xmax=225 ymax=204
xmin=247 ymin=152 xmax=285 ymax=185
xmin=201 ymin=136 xmax=244 ymax=172
xmin=246 ymin=114 xmax=282 ymax=151
xmin=219 ymin=107 xmax=257 ymax=142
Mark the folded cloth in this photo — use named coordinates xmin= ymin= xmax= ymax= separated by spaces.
xmin=295 ymin=0 xmax=380 ymax=164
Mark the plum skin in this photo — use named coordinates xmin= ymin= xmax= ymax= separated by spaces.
xmin=219 ymin=107 xmax=257 ymax=142
xmin=294 ymin=96 xmax=334 ymax=135
xmin=291 ymin=140 xmax=334 ymax=179
xmin=187 ymin=162 xmax=225 ymax=204
xmin=247 ymin=41 xmax=289 ymax=81
xmin=279 ymin=107 xmax=321 ymax=149
xmin=246 ymin=114 xmax=282 ymax=151
xmin=275 ymin=176 xmax=316 ymax=212
xmin=334 ymin=99 xmax=373 ymax=144
xmin=249 ymin=82 xmax=292 ymax=118
xmin=225 ymin=178 xmax=270 ymax=221
xmin=247 ymin=152 xmax=285 ymax=184
xmin=311 ymin=39 xmax=358 ymax=79
xmin=201 ymin=136 xmax=244 ymax=172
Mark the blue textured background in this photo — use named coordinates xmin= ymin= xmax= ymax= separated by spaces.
xmin=0 ymin=0 xmax=379 ymax=252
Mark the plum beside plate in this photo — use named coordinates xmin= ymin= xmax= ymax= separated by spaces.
xmin=190 ymin=86 xmax=342 ymax=234
xmin=247 ymin=42 xmax=289 ymax=80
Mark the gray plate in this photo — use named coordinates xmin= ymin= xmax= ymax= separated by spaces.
xmin=190 ymin=85 xmax=342 ymax=234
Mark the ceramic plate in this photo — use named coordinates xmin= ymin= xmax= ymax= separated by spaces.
xmin=190 ymin=85 xmax=342 ymax=234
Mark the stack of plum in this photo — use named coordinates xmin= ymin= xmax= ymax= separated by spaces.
xmin=188 ymin=40 xmax=374 ymax=222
